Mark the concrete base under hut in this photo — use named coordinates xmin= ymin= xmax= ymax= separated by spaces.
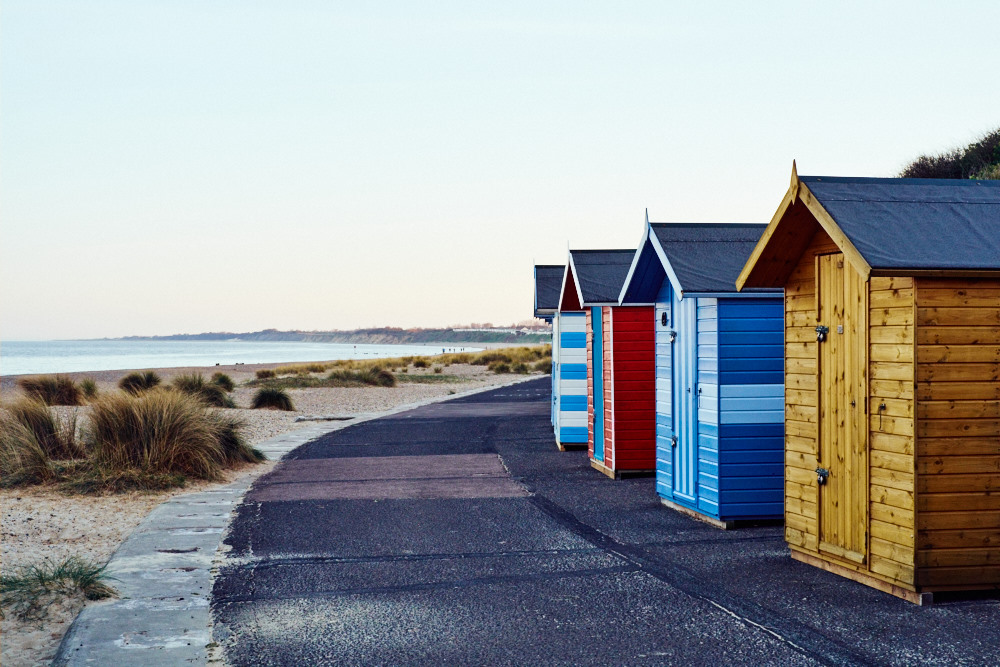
xmin=790 ymin=549 xmax=933 ymax=606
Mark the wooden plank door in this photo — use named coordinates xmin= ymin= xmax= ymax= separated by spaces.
xmin=592 ymin=307 xmax=605 ymax=462
xmin=816 ymin=253 xmax=868 ymax=564
xmin=671 ymin=294 xmax=699 ymax=505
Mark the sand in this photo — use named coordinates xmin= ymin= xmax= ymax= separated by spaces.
xmin=0 ymin=360 xmax=539 ymax=666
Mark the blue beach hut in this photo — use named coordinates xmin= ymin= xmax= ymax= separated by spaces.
xmin=619 ymin=220 xmax=785 ymax=527
xmin=551 ymin=261 xmax=589 ymax=448
xmin=534 ymin=264 xmax=565 ymax=429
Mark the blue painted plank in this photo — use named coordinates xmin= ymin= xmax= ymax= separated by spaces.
xmin=719 ymin=317 xmax=785 ymax=332
xmin=721 ymin=396 xmax=784 ymax=411
xmin=720 ymin=384 xmax=783 ymax=398
xmin=720 ymin=371 xmax=784 ymax=385
xmin=719 ymin=332 xmax=783 ymax=346
xmin=719 ymin=357 xmax=783 ymax=371
xmin=719 ymin=301 xmax=783 ymax=318
xmin=719 ymin=422 xmax=783 ymax=438
xmin=719 ymin=344 xmax=784 ymax=360
xmin=559 ymin=427 xmax=589 ymax=443
xmin=720 ymin=410 xmax=784 ymax=425
xmin=560 ymin=363 xmax=588 ymax=380
xmin=560 ymin=332 xmax=587 ymax=348
xmin=561 ymin=395 xmax=588 ymax=411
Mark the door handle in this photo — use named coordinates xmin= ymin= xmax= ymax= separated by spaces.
xmin=671 ymin=435 xmax=678 ymax=448
xmin=815 ymin=467 xmax=829 ymax=485
xmin=815 ymin=326 xmax=829 ymax=342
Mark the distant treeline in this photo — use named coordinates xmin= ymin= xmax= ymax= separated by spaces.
xmin=116 ymin=328 xmax=551 ymax=345
xmin=900 ymin=128 xmax=1000 ymax=180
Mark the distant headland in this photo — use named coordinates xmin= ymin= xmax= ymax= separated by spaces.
xmin=109 ymin=326 xmax=551 ymax=346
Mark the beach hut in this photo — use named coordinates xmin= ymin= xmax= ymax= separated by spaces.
xmin=566 ymin=250 xmax=655 ymax=477
xmin=737 ymin=168 xmax=1000 ymax=602
xmin=552 ymin=263 xmax=589 ymax=448
xmin=619 ymin=219 xmax=784 ymax=526
xmin=535 ymin=264 xmax=565 ymax=427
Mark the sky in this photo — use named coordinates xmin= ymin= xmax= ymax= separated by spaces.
xmin=3 ymin=1 xmax=999 ymax=340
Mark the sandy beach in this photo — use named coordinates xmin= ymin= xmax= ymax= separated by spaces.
xmin=1 ymin=359 xmax=542 ymax=666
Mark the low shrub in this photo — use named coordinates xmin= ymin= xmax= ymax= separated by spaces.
xmin=5 ymin=397 xmax=83 ymax=460
xmin=118 ymin=371 xmax=161 ymax=395
xmin=328 ymin=367 xmax=397 ymax=387
xmin=87 ymin=390 xmax=227 ymax=481
xmin=17 ymin=376 xmax=82 ymax=406
xmin=433 ymin=366 xmax=443 ymax=374
xmin=413 ymin=359 xmax=429 ymax=368
xmin=488 ymin=361 xmax=511 ymax=374
xmin=533 ymin=359 xmax=552 ymax=373
xmin=255 ymin=369 xmax=276 ymax=379
xmin=0 ymin=414 xmax=54 ymax=487
xmin=172 ymin=374 xmax=236 ymax=408
xmin=210 ymin=372 xmax=235 ymax=392
xmin=252 ymin=388 xmax=295 ymax=411
xmin=474 ymin=352 xmax=512 ymax=366
xmin=511 ymin=362 xmax=529 ymax=374
xmin=79 ymin=378 xmax=99 ymax=400
xmin=1 ymin=557 xmax=115 ymax=621
xmin=206 ymin=411 xmax=264 ymax=464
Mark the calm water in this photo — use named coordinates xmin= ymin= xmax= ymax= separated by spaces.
xmin=0 ymin=340 xmax=477 ymax=376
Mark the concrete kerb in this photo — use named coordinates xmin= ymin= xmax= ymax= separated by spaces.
xmin=53 ymin=374 xmax=542 ymax=666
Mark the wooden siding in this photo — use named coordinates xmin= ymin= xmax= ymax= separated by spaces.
xmin=914 ymin=278 xmax=1000 ymax=589
xmin=603 ymin=307 xmax=615 ymax=468
xmin=556 ymin=312 xmax=588 ymax=443
xmin=609 ymin=306 xmax=655 ymax=470
xmin=654 ymin=281 xmax=673 ymax=499
xmin=715 ymin=298 xmax=784 ymax=520
xmin=587 ymin=309 xmax=595 ymax=458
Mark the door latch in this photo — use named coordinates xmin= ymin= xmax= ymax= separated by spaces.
xmin=815 ymin=325 xmax=829 ymax=342
xmin=671 ymin=435 xmax=678 ymax=448
xmin=815 ymin=467 xmax=830 ymax=485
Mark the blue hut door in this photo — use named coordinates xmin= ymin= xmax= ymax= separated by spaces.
xmin=592 ymin=307 xmax=605 ymax=462
xmin=671 ymin=295 xmax=698 ymax=505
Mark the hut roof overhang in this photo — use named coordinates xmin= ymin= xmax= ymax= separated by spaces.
xmin=534 ymin=264 xmax=565 ymax=319
xmin=737 ymin=165 xmax=1000 ymax=289
xmin=565 ymin=249 xmax=637 ymax=307
xmin=619 ymin=218 xmax=778 ymax=303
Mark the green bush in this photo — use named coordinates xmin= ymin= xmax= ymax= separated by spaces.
xmin=1 ymin=557 xmax=115 ymax=621
xmin=210 ymin=372 xmax=235 ymax=392
xmin=532 ymin=359 xmax=552 ymax=373
xmin=172 ymin=374 xmax=235 ymax=408
xmin=328 ymin=367 xmax=396 ymax=387
xmin=79 ymin=378 xmax=99 ymax=400
xmin=511 ymin=362 xmax=529 ymax=374
xmin=16 ymin=376 xmax=82 ymax=406
xmin=413 ymin=359 xmax=429 ymax=368
xmin=251 ymin=387 xmax=295 ymax=411
xmin=118 ymin=371 xmax=161 ymax=395
xmin=488 ymin=361 xmax=511 ymax=374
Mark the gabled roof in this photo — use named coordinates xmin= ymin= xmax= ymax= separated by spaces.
xmin=739 ymin=166 xmax=1000 ymax=288
xmin=565 ymin=249 xmax=635 ymax=307
xmin=533 ymin=264 xmax=564 ymax=318
xmin=620 ymin=220 xmax=776 ymax=302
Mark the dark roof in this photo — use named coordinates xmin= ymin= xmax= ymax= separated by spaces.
xmin=801 ymin=176 xmax=1000 ymax=271
xmin=533 ymin=265 xmax=564 ymax=316
xmin=569 ymin=250 xmax=636 ymax=304
xmin=650 ymin=223 xmax=777 ymax=294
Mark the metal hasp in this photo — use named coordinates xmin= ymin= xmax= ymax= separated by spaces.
xmin=815 ymin=467 xmax=830 ymax=485
xmin=815 ymin=325 xmax=829 ymax=342
xmin=671 ymin=434 xmax=678 ymax=448
xmin=661 ymin=311 xmax=668 ymax=327
xmin=669 ymin=330 xmax=677 ymax=343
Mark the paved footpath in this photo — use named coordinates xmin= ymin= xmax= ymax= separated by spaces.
xmin=211 ymin=378 xmax=1000 ymax=666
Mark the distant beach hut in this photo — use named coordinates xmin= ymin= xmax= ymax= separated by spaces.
xmin=535 ymin=264 xmax=566 ymax=428
xmin=566 ymin=249 xmax=655 ymax=477
xmin=737 ymin=168 xmax=1000 ymax=602
xmin=619 ymin=217 xmax=784 ymax=526
xmin=551 ymin=260 xmax=591 ymax=448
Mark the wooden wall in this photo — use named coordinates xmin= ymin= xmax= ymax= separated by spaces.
xmin=609 ymin=306 xmax=655 ymax=471
xmin=586 ymin=309 xmax=595 ymax=459
xmin=602 ymin=307 xmax=615 ymax=468
xmin=914 ymin=277 xmax=1000 ymax=589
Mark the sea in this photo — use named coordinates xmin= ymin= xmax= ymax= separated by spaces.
xmin=0 ymin=340 xmax=478 ymax=377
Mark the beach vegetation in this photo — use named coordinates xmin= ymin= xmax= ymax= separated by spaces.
xmin=79 ymin=378 xmax=99 ymax=400
xmin=412 ymin=358 xmax=429 ymax=368
xmin=1 ymin=557 xmax=115 ymax=621
xmin=395 ymin=374 xmax=463 ymax=384
xmin=511 ymin=362 xmax=529 ymax=374
xmin=488 ymin=361 xmax=511 ymax=374
xmin=16 ymin=375 xmax=82 ymax=406
xmin=533 ymin=359 xmax=552 ymax=373
xmin=255 ymin=369 xmax=276 ymax=379
xmin=118 ymin=371 xmax=161 ymax=395
xmin=433 ymin=366 xmax=443 ymax=374
xmin=900 ymin=127 xmax=1000 ymax=179
xmin=210 ymin=372 xmax=235 ymax=392
xmin=328 ymin=366 xmax=396 ymax=387
xmin=5 ymin=398 xmax=83 ymax=460
xmin=0 ymin=413 xmax=55 ymax=488
xmin=251 ymin=387 xmax=295 ymax=411
xmin=172 ymin=373 xmax=236 ymax=408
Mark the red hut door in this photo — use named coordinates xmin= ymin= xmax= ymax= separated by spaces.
xmin=816 ymin=253 xmax=868 ymax=565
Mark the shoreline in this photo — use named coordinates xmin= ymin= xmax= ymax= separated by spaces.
xmin=0 ymin=339 xmax=546 ymax=386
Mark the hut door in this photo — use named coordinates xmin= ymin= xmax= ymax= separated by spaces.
xmin=816 ymin=253 xmax=868 ymax=565
xmin=671 ymin=295 xmax=699 ymax=505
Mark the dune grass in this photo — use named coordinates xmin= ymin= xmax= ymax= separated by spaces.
xmin=5 ymin=397 xmax=83 ymax=460
xmin=118 ymin=370 xmax=161 ymax=395
xmin=0 ymin=414 xmax=56 ymax=488
xmin=251 ymin=387 xmax=295 ymax=411
xmin=1 ymin=557 xmax=115 ymax=621
xmin=16 ymin=375 xmax=82 ymax=406
xmin=210 ymin=372 xmax=235 ymax=392
xmin=172 ymin=373 xmax=236 ymax=408
xmin=79 ymin=378 xmax=99 ymax=400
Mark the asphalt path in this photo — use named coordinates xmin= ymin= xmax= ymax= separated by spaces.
xmin=212 ymin=378 xmax=1000 ymax=666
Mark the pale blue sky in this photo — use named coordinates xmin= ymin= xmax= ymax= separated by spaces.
xmin=3 ymin=1 xmax=998 ymax=339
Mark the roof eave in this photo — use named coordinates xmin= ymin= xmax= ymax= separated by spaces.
xmin=617 ymin=223 xmax=654 ymax=304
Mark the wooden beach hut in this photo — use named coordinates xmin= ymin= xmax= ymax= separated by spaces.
xmin=737 ymin=169 xmax=1000 ymax=602
xmin=566 ymin=250 xmax=655 ymax=478
xmin=619 ymin=219 xmax=784 ymax=526
xmin=535 ymin=264 xmax=565 ymax=428
xmin=552 ymin=263 xmax=589 ymax=448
